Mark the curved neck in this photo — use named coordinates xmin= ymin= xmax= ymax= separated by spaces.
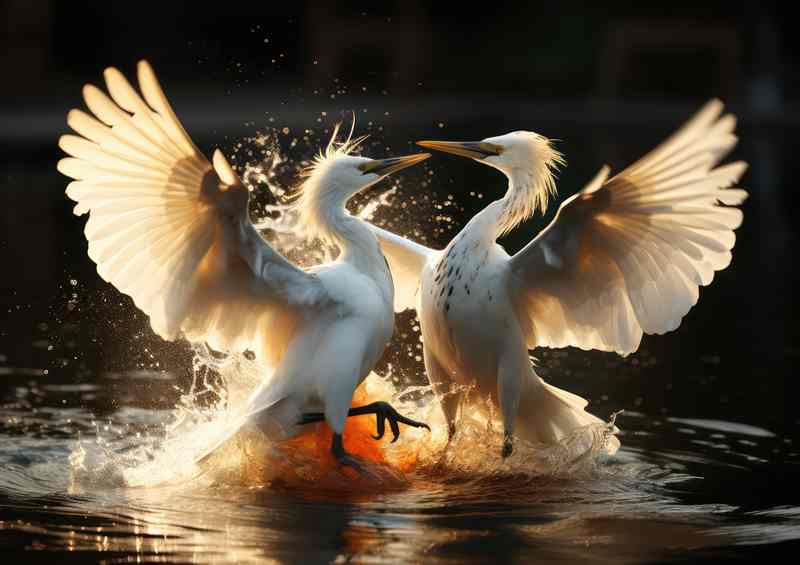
xmin=466 ymin=168 xmax=543 ymax=243
xmin=313 ymin=204 xmax=388 ymax=279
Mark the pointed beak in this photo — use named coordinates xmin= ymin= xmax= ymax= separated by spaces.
xmin=416 ymin=140 xmax=503 ymax=160
xmin=359 ymin=153 xmax=431 ymax=177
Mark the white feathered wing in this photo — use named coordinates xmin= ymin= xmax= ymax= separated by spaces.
xmin=509 ymin=99 xmax=748 ymax=355
xmin=368 ymin=224 xmax=435 ymax=312
xmin=58 ymin=60 xmax=328 ymax=371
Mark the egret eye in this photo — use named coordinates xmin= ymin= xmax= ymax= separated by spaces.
xmin=481 ymin=142 xmax=504 ymax=155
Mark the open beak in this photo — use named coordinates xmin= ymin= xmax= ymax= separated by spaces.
xmin=416 ymin=140 xmax=503 ymax=160
xmin=359 ymin=153 xmax=431 ymax=176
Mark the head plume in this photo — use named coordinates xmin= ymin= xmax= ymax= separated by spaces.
xmin=497 ymin=133 xmax=564 ymax=235
xmin=293 ymin=119 xmax=368 ymax=244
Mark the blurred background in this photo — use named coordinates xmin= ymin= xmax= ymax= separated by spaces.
xmin=1 ymin=1 xmax=798 ymax=438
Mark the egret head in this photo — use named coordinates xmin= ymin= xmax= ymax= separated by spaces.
xmin=297 ymin=123 xmax=430 ymax=241
xmin=417 ymin=131 xmax=564 ymax=221
xmin=418 ymin=131 xmax=563 ymax=176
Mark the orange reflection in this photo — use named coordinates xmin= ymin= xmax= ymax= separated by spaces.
xmin=284 ymin=384 xmax=387 ymax=462
xmin=256 ymin=382 xmax=412 ymax=492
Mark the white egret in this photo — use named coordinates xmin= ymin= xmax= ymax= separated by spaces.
xmin=371 ymin=100 xmax=747 ymax=456
xmin=57 ymin=61 xmax=431 ymax=470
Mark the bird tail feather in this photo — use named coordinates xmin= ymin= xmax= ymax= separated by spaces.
xmin=194 ymin=382 xmax=298 ymax=466
xmin=516 ymin=379 xmax=620 ymax=455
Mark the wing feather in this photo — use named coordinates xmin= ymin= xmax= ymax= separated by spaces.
xmin=509 ymin=100 xmax=747 ymax=355
xmin=368 ymin=224 xmax=436 ymax=312
xmin=59 ymin=61 xmax=328 ymax=368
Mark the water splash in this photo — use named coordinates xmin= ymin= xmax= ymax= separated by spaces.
xmin=67 ymin=354 xmax=619 ymax=492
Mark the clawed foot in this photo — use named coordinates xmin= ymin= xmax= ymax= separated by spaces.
xmin=300 ymin=402 xmax=430 ymax=444
xmin=367 ymin=401 xmax=430 ymax=443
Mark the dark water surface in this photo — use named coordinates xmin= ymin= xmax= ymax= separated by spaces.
xmin=1 ymin=113 xmax=799 ymax=563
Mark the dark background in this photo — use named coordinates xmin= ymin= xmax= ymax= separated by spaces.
xmin=1 ymin=2 xmax=798 ymax=440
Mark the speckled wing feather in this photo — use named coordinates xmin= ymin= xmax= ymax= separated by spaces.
xmin=509 ymin=100 xmax=747 ymax=355
xmin=58 ymin=61 xmax=328 ymax=367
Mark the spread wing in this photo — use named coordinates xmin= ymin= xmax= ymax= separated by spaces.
xmin=509 ymin=99 xmax=747 ymax=355
xmin=58 ymin=60 xmax=328 ymax=368
xmin=369 ymin=224 xmax=436 ymax=312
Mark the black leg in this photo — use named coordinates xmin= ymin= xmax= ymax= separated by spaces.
xmin=502 ymin=433 xmax=514 ymax=458
xmin=331 ymin=433 xmax=364 ymax=471
xmin=448 ymin=421 xmax=457 ymax=440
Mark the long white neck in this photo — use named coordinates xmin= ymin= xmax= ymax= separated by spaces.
xmin=325 ymin=207 xmax=386 ymax=273
xmin=465 ymin=165 xmax=554 ymax=244
xmin=296 ymin=164 xmax=392 ymax=282
xmin=298 ymin=196 xmax=386 ymax=292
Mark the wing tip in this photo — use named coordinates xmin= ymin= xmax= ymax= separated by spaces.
xmin=65 ymin=108 xmax=83 ymax=127
xmin=137 ymin=60 xmax=156 ymax=86
xmin=707 ymin=97 xmax=725 ymax=114
xmin=726 ymin=160 xmax=749 ymax=182
xmin=212 ymin=149 xmax=238 ymax=185
xmin=720 ymin=187 xmax=749 ymax=205
xmin=688 ymin=98 xmax=725 ymax=130
xmin=102 ymin=66 xmax=121 ymax=81
xmin=56 ymin=156 xmax=76 ymax=178
xmin=81 ymin=83 xmax=96 ymax=99
xmin=583 ymin=164 xmax=612 ymax=194
xmin=81 ymin=83 xmax=107 ymax=110
xmin=57 ymin=134 xmax=72 ymax=152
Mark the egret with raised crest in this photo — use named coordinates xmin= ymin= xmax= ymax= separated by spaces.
xmin=371 ymin=100 xmax=747 ymax=456
xmin=58 ymin=61 xmax=431 ymax=470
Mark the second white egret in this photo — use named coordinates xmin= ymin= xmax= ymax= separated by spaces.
xmin=371 ymin=100 xmax=748 ymax=456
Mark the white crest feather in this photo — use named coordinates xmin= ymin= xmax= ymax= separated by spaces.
xmin=498 ymin=134 xmax=564 ymax=235
xmin=293 ymin=121 xmax=367 ymax=244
